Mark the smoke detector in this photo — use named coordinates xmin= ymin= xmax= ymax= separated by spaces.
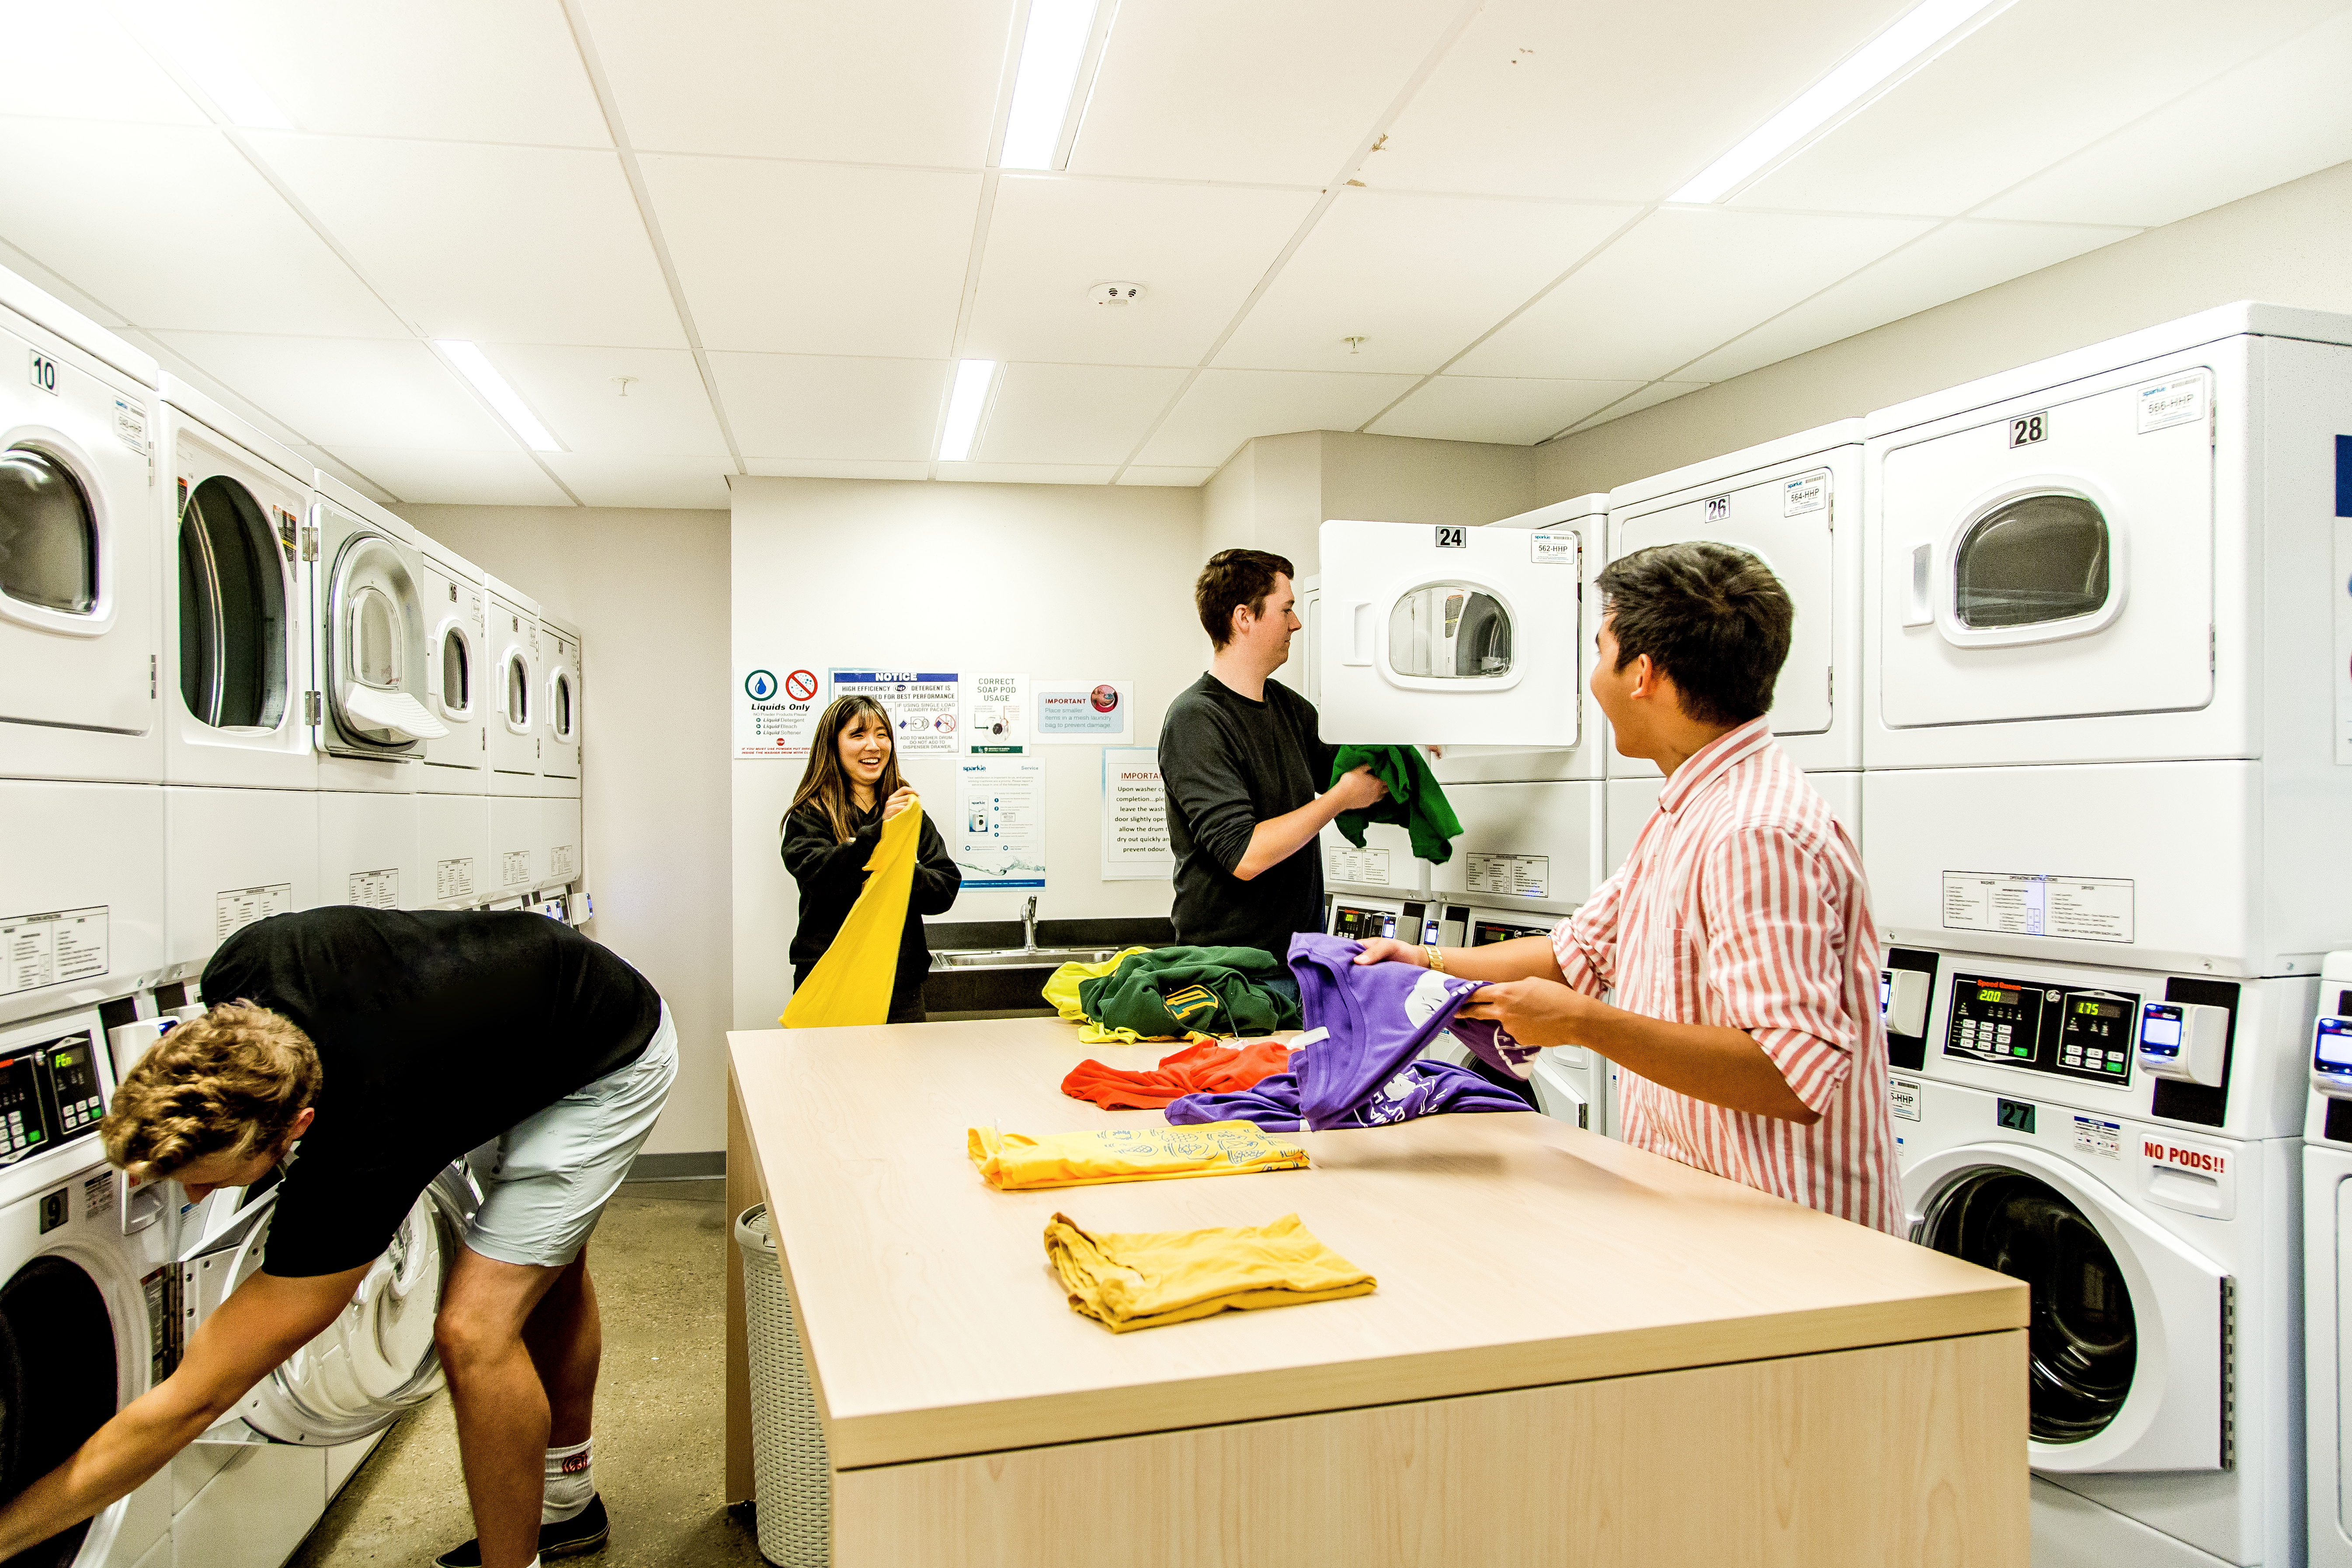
xmin=1090 ymin=281 xmax=1146 ymax=306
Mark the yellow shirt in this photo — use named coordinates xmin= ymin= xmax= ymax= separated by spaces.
xmin=1044 ymin=1211 xmax=1376 ymax=1332
xmin=967 ymin=1121 xmax=1309 ymax=1191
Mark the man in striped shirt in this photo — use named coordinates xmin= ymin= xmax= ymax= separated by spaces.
xmin=1355 ymin=541 xmax=1900 ymax=1234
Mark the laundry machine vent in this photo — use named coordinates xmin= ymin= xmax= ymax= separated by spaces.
xmin=2220 ymin=1275 xmax=2236 ymax=1470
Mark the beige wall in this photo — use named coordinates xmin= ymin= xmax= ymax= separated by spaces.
xmin=395 ymin=503 xmax=732 ymax=1156
xmin=729 ymin=477 xmax=1209 ymax=1033
xmin=1203 ymin=429 xmax=1541 ymax=577
xmin=1533 ymin=157 xmax=2352 ymax=498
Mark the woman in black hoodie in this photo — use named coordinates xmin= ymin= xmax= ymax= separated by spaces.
xmin=781 ymin=693 xmax=961 ymax=1022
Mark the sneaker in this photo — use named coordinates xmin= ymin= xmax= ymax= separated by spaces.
xmin=435 ymin=1494 xmax=609 ymax=1566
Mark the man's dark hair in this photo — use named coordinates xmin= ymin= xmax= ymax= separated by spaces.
xmin=1596 ymin=541 xmax=1793 ymax=727
xmin=1194 ymin=549 xmax=1296 ymax=650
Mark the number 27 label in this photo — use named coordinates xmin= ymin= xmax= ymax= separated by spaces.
xmin=2008 ymin=412 xmax=2048 ymax=447
xmin=26 ymin=351 xmax=57 ymax=395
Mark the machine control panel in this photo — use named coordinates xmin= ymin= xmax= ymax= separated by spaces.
xmin=2137 ymin=1001 xmax=2227 ymax=1086
xmin=1330 ymin=898 xmax=1438 ymax=945
xmin=2313 ymin=1016 xmax=2352 ymax=1099
xmin=1945 ymin=972 xmax=2139 ymax=1086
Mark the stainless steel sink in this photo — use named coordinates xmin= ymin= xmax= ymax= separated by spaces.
xmin=933 ymin=946 xmax=1126 ymax=970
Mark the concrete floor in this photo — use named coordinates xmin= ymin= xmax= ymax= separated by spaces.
xmin=288 ymin=1179 xmax=764 ymax=1568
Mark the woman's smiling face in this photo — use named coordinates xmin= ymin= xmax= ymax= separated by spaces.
xmin=838 ymin=710 xmax=891 ymax=792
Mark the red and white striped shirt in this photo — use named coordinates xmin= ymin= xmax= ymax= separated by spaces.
xmin=1552 ymin=719 xmax=1901 ymax=1234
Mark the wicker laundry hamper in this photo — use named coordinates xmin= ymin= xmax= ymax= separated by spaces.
xmin=734 ymin=1204 xmax=830 ymax=1566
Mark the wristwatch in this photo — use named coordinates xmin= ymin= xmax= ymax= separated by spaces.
xmin=1424 ymin=944 xmax=1447 ymax=973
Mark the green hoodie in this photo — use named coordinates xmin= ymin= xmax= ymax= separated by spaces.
xmin=1329 ymin=744 xmax=1464 ymax=865
xmin=1075 ymin=946 xmax=1303 ymax=1038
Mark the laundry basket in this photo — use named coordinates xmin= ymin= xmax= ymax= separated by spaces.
xmin=734 ymin=1204 xmax=830 ymax=1567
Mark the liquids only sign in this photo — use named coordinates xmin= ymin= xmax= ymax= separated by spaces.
xmin=737 ymin=664 xmax=823 ymax=758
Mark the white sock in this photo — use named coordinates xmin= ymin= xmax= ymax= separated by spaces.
xmin=542 ymin=1438 xmax=594 ymax=1524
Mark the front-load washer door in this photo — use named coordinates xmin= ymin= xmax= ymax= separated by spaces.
xmin=1878 ymin=370 xmax=2214 ymax=730
xmin=317 ymin=524 xmax=444 ymax=757
xmin=204 ymin=1164 xmax=478 ymax=1446
xmin=1613 ymin=468 xmax=1834 ymax=737
xmin=1909 ymin=1140 xmax=2225 ymax=1472
xmin=0 ymin=1251 xmax=122 ymax=1567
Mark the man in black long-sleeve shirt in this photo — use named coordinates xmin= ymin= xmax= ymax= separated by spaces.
xmin=1158 ymin=549 xmax=1386 ymax=957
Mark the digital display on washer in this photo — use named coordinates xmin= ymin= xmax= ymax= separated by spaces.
xmin=2315 ymin=1017 xmax=2352 ymax=1075
xmin=40 ymin=1034 xmax=104 ymax=1140
xmin=0 ymin=1054 xmax=48 ymax=1164
xmin=1945 ymin=973 xmax=2139 ymax=1085
xmin=1473 ymin=919 xmax=1550 ymax=946
xmin=1330 ymin=903 xmax=1399 ymax=941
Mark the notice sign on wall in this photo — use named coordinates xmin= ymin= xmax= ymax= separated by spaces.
xmin=1035 ymin=678 xmax=1134 ymax=744
xmin=737 ymin=662 xmax=824 ymax=759
xmin=956 ymin=759 xmax=1046 ymax=889
xmin=834 ymin=670 xmax=961 ymax=758
xmin=1101 ymin=747 xmax=1171 ymax=880
xmin=965 ymin=673 xmax=1029 ymax=754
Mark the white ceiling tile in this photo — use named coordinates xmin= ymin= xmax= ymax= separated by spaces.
xmin=204 ymin=0 xmax=609 ymax=145
xmin=935 ymin=462 xmax=1116 ymax=485
xmin=578 ymin=0 xmax=1014 ymax=164
xmin=249 ymin=135 xmax=681 ymax=347
xmin=0 ymin=121 xmax=405 ymax=336
xmin=0 ymin=1 xmax=205 ymax=124
xmin=1452 ymin=208 xmax=1932 ymax=380
xmin=711 ymin=353 xmax=950 ymax=462
xmin=1134 ymin=368 xmax=1419 ymax=468
xmin=1976 ymin=9 xmax=2352 ymax=229
xmin=1734 ymin=0 xmax=2345 ymax=217
xmin=327 ymin=447 xmax=571 ymax=506
xmin=1216 ymin=191 xmax=1637 ymax=374
xmin=1118 ymin=466 xmax=1216 ymax=487
xmin=964 ymin=176 xmax=1317 ymax=366
xmin=1069 ymin=0 xmax=1463 ymax=185
xmin=0 ymin=237 xmax=130 ymax=327
xmin=643 ymin=157 xmax=979 ymax=358
xmin=149 ymin=333 xmax=517 ymax=449
xmin=539 ymin=452 xmax=733 ymax=509
xmin=1366 ymin=0 xmax=1929 ymax=201
xmin=745 ymin=458 xmax=931 ymax=481
xmin=1561 ymin=381 xmax=1710 ymax=435
xmin=976 ymin=363 xmax=1188 ymax=466
xmin=1368 ymin=375 xmax=1648 ymax=445
xmin=291 ymin=445 xmax=397 ymax=505
xmin=1680 ymin=220 xmax=2138 ymax=383
xmin=481 ymin=344 xmax=727 ymax=457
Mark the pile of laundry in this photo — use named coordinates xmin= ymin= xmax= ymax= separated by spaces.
xmin=1042 ymin=945 xmax=1300 ymax=1044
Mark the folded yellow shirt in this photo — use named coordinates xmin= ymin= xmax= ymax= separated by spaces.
xmin=1044 ymin=1211 xmax=1377 ymax=1332
xmin=967 ymin=1122 xmax=1310 ymax=1191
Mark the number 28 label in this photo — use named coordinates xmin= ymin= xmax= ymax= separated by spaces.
xmin=27 ymin=351 xmax=57 ymax=395
xmin=2008 ymin=412 xmax=2048 ymax=447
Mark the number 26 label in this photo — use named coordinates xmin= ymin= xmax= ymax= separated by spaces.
xmin=26 ymin=351 xmax=57 ymax=395
xmin=2009 ymin=412 xmax=2048 ymax=447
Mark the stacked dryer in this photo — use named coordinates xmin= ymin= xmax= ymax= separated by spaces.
xmin=1869 ymin=304 xmax=2352 ymax=1568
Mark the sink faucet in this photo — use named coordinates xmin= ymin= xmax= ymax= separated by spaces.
xmin=1022 ymin=896 xmax=1038 ymax=952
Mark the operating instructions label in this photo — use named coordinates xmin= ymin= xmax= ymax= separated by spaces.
xmin=502 ymin=851 xmax=533 ymax=888
xmin=1941 ymin=871 xmax=2133 ymax=943
xmin=346 ymin=869 xmax=399 ymax=910
xmin=1467 ymin=852 xmax=1550 ymax=899
xmin=551 ymin=843 xmax=577 ymax=880
xmin=0 ymin=906 xmax=108 ymax=997
xmin=215 ymin=884 xmax=292 ymax=942
xmin=436 ymin=857 xmax=476 ymax=900
xmin=1326 ymin=846 xmax=1390 ymax=886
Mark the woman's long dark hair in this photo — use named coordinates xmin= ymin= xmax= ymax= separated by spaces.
xmin=786 ymin=694 xmax=906 ymax=844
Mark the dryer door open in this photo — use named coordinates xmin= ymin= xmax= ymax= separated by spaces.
xmin=1909 ymin=1141 xmax=2225 ymax=1472
xmin=1612 ymin=467 xmax=1834 ymax=737
xmin=198 ymin=1163 xmax=479 ymax=1447
xmin=315 ymin=504 xmax=444 ymax=757
xmin=1878 ymin=370 xmax=2214 ymax=730
xmin=1318 ymin=519 xmax=1583 ymax=747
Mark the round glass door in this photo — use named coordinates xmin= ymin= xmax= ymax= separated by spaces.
xmin=438 ymin=624 xmax=472 ymax=720
xmin=324 ymin=532 xmax=445 ymax=749
xmin=0 ymin=1256 xmax=118 ymax=1567
xmin=550 ymin=670 xmax=573 ymax=741
xmin=1953 ymin=494 xmax=2111 ymax=630
xmin=0 ymin=447 xmax=96 ymax=617
xmin=505 ymin=653 xmax=532 ymax=732
xmin=1918 ymin=1166 xmax=2135 ymax=1443
xmin=177 ymin=477 xmax=287 ymax=730
xmin=1388 ymin=582 xmax=1512 ymax=679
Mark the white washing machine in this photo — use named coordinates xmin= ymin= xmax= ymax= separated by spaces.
xmin=1861 ymin=303 xmax=2352 ymax=979
xmin=0 ymin=268 xmax=167 ymax=1032
xmin=2300 ymin=953 xmax=2352 ymax=1568
xmin=413 ymin=536 xmax=490 ymax=910
xmin=0 ymin=1004 xmax=178 ymax=1568
xmin=157 ymin=379 xmax=317 ymax=982
xmin=310 ymin=473 xmax=445 ymax=922
xmin=484 ymin=577 xmax=542 ymax=902
xmin=1890 ymin=943 xmax=2311 ymax=1567
xmin=169 ymin=1161 xmax=478 ymax=1568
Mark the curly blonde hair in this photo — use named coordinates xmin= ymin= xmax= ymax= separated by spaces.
xmin=100 ymin=1001 xmax=323 ymax=1180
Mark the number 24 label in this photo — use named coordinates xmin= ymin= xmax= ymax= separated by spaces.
xmin=2009 ymin=412 xmax=2048 ymax=447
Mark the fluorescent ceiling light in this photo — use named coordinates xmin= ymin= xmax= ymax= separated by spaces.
xmin=937 ymin=360 xmax=1000 ymax=462
xmin=434 ymin=341 xmax=562 ymax=453
xmin=119 ymin=0 xmax=295 ymax=130
xmin=1668 ymin=0 xmax=2011 ymax=203
xmin=999 ymin=0 xmax=1101 ymax=170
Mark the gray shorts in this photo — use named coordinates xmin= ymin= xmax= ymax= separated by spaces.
xmin=465 ymin=1003 xmax=680 ymax=1269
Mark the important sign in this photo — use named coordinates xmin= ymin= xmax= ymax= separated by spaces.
xmin=1101 ymin=747 xmax=1171 ymax=880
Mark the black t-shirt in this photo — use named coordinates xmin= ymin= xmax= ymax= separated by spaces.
xmin=198 ymin=907 xmax=663 ymax=1278
xmin=781 ymin=800 xmax=961 ymax=1015
xmin=1157 ymin=672 xmax=1334 ymax=957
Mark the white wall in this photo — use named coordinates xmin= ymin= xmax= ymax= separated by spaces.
xmin=395 ymin=503 xmax=731 ymax=1156
xmin=729 ymin=478 xmax=1209 ymax=1033
xmin=1203 ymin=429 xmax=1540 ymax=577
xmin=1533 ymin=157 xmax=2352 ymax=497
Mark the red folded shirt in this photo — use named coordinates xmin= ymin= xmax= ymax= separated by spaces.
xmin=1061 ymin=1039 xmax=1297 ymax=1110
